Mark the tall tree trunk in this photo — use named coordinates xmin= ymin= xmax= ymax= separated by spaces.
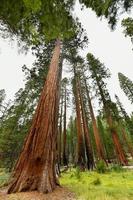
xmin=73 ymin=76 xmax=86 ymax=170
xmin=8 ymin=39 xmax=61 ymax=194
xmin=77 ymin=78 xmax=94 ymax=170
xmin=84 ymin=78 xmax=106 ymax=163
xmin=62 ymin=85 xmax=68 ymax=166
xmin=94 ymin=73 xmax=128 ymax=165
xmin=70 ymin=117 xmax=75 ymax=164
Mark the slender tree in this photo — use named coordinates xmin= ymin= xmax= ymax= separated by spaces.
xmin=83 ymin=78 xmax=106 ymax=163
xmin=87 ymin=53 xmax=128 ymax=165
xmin=77 ymin=76 xmax=94 ymax=169
xmin=72 ymin=72 xmax=86 ymax=170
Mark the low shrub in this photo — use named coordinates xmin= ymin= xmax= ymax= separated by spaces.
xmin=96 ymin=160 xmax=107 ymax=173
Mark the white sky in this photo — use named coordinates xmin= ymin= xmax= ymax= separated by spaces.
xmin=0 ymin=2 xmax=133 ymax=114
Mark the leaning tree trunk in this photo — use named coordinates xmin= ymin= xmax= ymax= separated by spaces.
xmin=84 ymin=78 xmax=106 ymax=163
xmin=95 ymin=74 xmax=128 ymax=165
xmin=107 ymin=115 xmax=128 ymax=165
xmin=8 ymin=39 xmax=61 ymax=194
xmin=77 ymin=77 xmax=94 ymax=170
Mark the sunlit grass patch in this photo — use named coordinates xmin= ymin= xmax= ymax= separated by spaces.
xmin=60 ymin=169 xmax=133 ymax=200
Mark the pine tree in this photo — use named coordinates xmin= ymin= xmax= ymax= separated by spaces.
xmin=118 ymin=72 xmax=133 ymax=104
xmin=72 ymin=72 xmax=86 ymax=170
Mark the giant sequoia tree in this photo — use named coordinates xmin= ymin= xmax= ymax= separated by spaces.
xmin=0 ymin=0 xmax=84 ymax=194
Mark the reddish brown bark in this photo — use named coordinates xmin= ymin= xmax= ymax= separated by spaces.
xmin=73 ymin=77 xmax=86 ymax=169
xmin=84 ymin=78 xmax=106 ymax=163
xmin=107 ymin=115 xmax=128 ymax=165
xmin=77 ymin=78 xmax=94 ymax=170
xmin=8 ymin=39 xmax=61 ymax=194
xmin=111 ymin=130 xmax=128 ymax=165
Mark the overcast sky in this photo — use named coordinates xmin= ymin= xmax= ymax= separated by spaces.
xmin=0 ymin=2 xmax=132 ymax=114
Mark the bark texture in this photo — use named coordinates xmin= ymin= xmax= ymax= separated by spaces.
xmin=8 ymin=39 xmax=61 ymax=194
xmin=73 ymin=76 xmax=86 ymax=169
xmin=77 ymin=78 xmax=94 ymax=170
xmin=107 ymin=115 xmax=128 ymax=165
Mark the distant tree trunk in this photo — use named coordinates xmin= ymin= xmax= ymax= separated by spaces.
xmin=107 ymin=115 xmax=128 ymax=165
xmin=121 ymin=127 xmax=133 ymax=159
xmin=58 ymin=95 xmax=63 ymax=166
xmin=77 ymin=78 xmax=94 ymax=170
xmin=95 ymin=74 xmax=128 ymax=165
xmin=97 ymin=116 xmax=112 ymax=162
xmin=62 ymin=84 xmax=68 ymax=166
xmin=8 ymin=39 xmax=61 ymax=194
xmin=70 ymin=118 xmax=75 ymax=164
xmin=73 ymin=75 xmax=86 ymax=170
xmin=84 ymin=78 xmax=106 ymax=163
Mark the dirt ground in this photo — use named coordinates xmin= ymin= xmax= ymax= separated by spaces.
xmin=0 ymin=187 xmax=76 ymax=200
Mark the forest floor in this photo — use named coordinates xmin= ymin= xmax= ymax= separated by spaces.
xmin=0 ymin=167 xmax=133 ymax=200
xmin=0 ymin=187 xmax=76 ymax=200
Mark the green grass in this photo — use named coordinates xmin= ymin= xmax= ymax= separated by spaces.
xmin=60 ymin=169 xmax=133 ymax=200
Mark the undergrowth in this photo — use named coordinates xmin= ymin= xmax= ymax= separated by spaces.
xmin=60 ymin=168 xmax=133 ymax=200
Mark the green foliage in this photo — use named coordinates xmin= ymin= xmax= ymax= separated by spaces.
xmin=96 ymin=160 xmax=107 ymax=174
xmin=23 ymin=0 xmax=42 ymax=13
xmin=118 ymin=72 xmax=133 ymax=104
xmin=0 ymin=0 xmax=80 ymax=45
xmin=0 ymin=42 xmax=53 ymax=170
xmin=79 ymin=0 xmax=133 ymax=28
xmin=109 ymin=164 xmax=124 ymax=173
xmin=74 ymin=167 xmax=81 ymax=179
xmin=122 ymin=17 xmax=133 ymax=43
xmin=115 ymin=95 xmax=133 ymax=134
xmin=87 ymin=53 xmax=111 ymax=107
